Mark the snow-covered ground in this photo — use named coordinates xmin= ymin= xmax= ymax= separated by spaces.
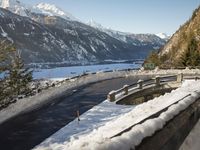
xmin=32 ymin=63 xmax=140 ymax=80
xmin=34 ymin=80 xmax=200 ymax=150
xmin=34 ymin=101 xmax=134 ymax=148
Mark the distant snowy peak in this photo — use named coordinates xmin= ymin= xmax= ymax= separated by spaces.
xmin=88 ymin=19 xmax=105 ymax=30
xmin=0 ymin=0 xmax=77 ymax=21
xmin=0 ymin=0 xmax=29 ymax=16
xmin=34 ymin=3 xmax=77 ymax=20
xmin=87 ymin=19 xmax=165 ymax=46
xmin=156 ymin=33 xmax=171 ymax=40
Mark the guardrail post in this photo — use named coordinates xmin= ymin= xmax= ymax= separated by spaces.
xmin=177 ymin=73 xmax=183 ymax=82
xmin=123 ymin=85 xmax=129 ymax=95
xmin=155 ymin=76 xmax=160 ymax=86
xmin=107 ymin=91 xmax=116 ymax=102
xmin=137 ymin=80 xmax=143 ymax=89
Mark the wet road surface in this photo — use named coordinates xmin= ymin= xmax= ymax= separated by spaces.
xmin=0 ymin=76 xmax=150 ymax=150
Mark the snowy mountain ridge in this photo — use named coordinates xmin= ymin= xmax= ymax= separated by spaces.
xmin=0 ymin=0 xmax=76 ymax=20
xmin=34 ymin=3 xmax=77 ymax=20
xmin=88 ymin=19 xmax=165 ymax=46
xmin=0 ymin=0 xmax=30 ymax=16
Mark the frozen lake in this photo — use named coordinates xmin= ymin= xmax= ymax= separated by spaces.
xmin=33 ymin=63 xmax=141 ymax=79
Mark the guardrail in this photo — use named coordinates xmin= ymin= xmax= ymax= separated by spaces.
xmin=108 ymin=76 xmax=200 ymax=140
xmin=107 ymin=74 xmax=183 ymax=102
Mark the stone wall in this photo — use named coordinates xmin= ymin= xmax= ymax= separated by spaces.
xmin=135 ymin=99 xmax=200 ymax=150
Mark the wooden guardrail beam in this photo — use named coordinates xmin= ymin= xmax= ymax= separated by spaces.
xmin=107 ymin=74 xmax=194 ymax=102
xmin=107 ymin=91 xmax=116 ymax=102
xmin=137 ymin=80 xmax=143 ymax=89
xmin=123 ymin=85 xmax=129 ymax=95
xmin=177 ymin=73 xmax=183 ymax=83
xmin=155 ymin=76 xmax=160 ymax=86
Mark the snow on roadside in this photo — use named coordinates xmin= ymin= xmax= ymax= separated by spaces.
xmin=34 ymin=80 xmax=200 ymax=150
xmin=34 ymin=101 xmax=134 ymax=149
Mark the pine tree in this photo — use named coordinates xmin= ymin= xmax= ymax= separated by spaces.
xmin=146 ymin=51 xmax=161 ymax=66
xmin=0 ymin=43 xmax=33 ymax=107
xmin=0 ymin=42 xmax=15 ymax=104
xmin=7 ymin=51 xmax=33 ymax=97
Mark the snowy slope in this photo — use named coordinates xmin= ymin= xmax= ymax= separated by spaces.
xmin=34 ymin=80 xmax=200 ymax=150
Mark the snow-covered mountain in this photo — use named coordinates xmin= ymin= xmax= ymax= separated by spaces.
xmin=156 ymin=33 xmax=170 ymax=41
xmin=0 ymin=0 xmax=166 ymax=67
xmin=0 ymin=0 xmax=30 ymax=16
xmin=33 ymin=3 xmax=77 ymax=20
xmin=88 ymin=20 xmax=166 ymax=46
xmin=0 ymin=0 xmax=76 ymax=20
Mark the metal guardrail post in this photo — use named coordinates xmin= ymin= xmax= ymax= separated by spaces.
xmin=155 ymin=76 xmax=160 ymax=86
xmin=123 ymin=85 xmax=129 ymax=95
xmin=137 ymin=80 xmax=143 ymax=89
xmin=177 ymin=73 xmax=183 ymax=82
xmin=108 ymin=91 xmax=116 ymax=102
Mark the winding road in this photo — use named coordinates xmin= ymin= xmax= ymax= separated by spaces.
xmin=0 ymin=76 xmax=150 ymax=150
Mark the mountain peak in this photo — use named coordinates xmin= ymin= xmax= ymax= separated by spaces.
xmin=88 ymin=19 xmax=104 ymax=29
xmin=1 ymin=0 xmax=18 ymax=8
xmin=0 ymin=0 xmax=29 ymax=16
xmin=156 ymin=33 xmax=170 ymax=40
xmin=34 ymin=3 xmax=76 ymax=20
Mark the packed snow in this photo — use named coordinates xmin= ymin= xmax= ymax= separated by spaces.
xmin=34 ymin=80 xmax=200 ymax=150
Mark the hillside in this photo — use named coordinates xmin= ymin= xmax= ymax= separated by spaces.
xmin=158 ymin=6 xmax=200 ymax=67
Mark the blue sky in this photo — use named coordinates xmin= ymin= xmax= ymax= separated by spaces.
xmin=22 ymin=0 xmax=200 ymax=35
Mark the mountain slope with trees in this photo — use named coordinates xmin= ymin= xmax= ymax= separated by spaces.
xmin=146 ymin=6 xmax=200 ymax=68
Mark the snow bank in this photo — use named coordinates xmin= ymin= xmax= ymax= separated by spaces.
xmin=34 ymin=80 xmax=200 ymax=150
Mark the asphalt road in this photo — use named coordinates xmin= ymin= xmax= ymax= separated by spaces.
xmin=0 ymin=76 xmax=150 ymax=150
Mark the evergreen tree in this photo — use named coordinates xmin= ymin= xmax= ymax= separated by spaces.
xmin=0 ymin=42 xmax=15 ymax=103
xmin=0 ymin=42 xmax=33 ymax=107
xmin=7 ymin=51 xmax=33 ymax=96
xmin=180 ymin=37 xmax=200 ymax=66
xmin=146 ymin=51 xmax=161 ymax=66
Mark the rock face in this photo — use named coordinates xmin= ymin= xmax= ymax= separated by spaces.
xmin=159 ymin=6 xmax=200 ymax=66
xmin=0 ymin=0 xmax=166 ymax=67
